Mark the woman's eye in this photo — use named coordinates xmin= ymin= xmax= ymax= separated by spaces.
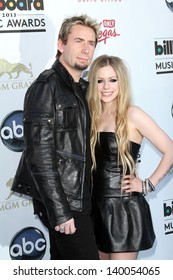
xmin=97 ymin=79 xmax=117 ymax=84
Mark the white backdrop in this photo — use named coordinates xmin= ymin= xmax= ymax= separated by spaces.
xmin=0 ymin=0 xmax=173 ymax=260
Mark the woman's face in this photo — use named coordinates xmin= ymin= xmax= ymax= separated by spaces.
xmin=97 ymin=65 xmax=119 ymax=104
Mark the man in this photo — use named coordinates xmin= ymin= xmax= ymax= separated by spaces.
xmin=12 ymin=14 xmax=100 ymax=260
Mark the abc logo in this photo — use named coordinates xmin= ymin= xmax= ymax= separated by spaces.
xmin=9 ymin=227 xmax=47 ymax=260
xmin=0 ymin=110 xmax=24 ymax=152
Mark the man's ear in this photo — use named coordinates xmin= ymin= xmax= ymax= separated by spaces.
xmin=57 ymin=39 xmax=64 ymax=54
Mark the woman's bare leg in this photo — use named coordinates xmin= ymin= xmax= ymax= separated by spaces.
xmin=99 ymin=251 xmax=109 ymax=260
xmin=99 ymin=250 xmax=138 ymax=260
xmin=109 ymin=252 xmax=138 ymax=260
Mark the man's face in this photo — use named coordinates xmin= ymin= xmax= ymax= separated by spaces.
xmin=58 ymin=24 xmax=96 ymax=81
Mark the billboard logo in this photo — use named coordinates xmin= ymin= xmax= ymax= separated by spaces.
xmin=154 ymin=38 xmax=173 ymax=74
xmin=163 ymin=200 xmax=173 ymax=217
xmin=0 ymin=110 xmax=24 ymax=152
xmin=0 ymin=1 xmax=46 ymax=33
xmin=0 ymin=0 xmax=44 ymax=11
xmin=163 ymin=199 xmax=173 ymax=235
xmin=9 ymin=227 xmax=46 ymax=260
xmin=155 ymin=40 xmax=173 ymax=56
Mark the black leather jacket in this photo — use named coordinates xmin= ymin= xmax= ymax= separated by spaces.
xmin=12 ymin=60 xmax=90 ymax=227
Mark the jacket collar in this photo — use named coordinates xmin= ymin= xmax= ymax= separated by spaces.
xmin=52 ymin=59 xmax=88 ymax=92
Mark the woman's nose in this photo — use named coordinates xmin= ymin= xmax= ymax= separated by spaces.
xmin=103 ymin=80 xmax=109 ymax=88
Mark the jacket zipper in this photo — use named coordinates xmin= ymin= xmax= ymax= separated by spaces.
xmin=56 ymin=150 xmax=85 ymax=162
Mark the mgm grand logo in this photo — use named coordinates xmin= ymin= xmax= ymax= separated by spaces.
xmin=0 ymin=58 xmax=33 ymax=91
xmin=0 ymin=58 xmax=33 ymax=79
xmin=0 ymin=178 xmax=32 ymax=212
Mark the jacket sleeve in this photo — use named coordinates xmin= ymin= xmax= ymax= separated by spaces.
xmin=23 ymin=77 xmax=73 ymax=227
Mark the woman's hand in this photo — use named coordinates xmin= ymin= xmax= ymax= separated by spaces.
xmin=122 ymin=172 xmax=142 ymax=193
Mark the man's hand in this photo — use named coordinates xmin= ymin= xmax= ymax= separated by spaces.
xmin=54 ymin=218 xmax=76 ymax=235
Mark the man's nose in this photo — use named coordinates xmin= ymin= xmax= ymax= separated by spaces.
xmin=82 ymin=44 xmax=89 ymax=54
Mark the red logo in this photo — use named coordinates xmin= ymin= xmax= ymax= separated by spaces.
xmin=98 ymin=19 xmax=120 ymax=44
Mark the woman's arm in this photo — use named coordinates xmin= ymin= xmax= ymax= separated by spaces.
xmin=123 ymin=106 xmax=173 ymax=193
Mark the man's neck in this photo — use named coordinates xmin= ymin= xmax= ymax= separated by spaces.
xmin=59 ymin=57 xmax=82 ymax=82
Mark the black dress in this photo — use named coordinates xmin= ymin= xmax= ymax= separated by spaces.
xmin=92 ymin=132 xmax=155 ymax=253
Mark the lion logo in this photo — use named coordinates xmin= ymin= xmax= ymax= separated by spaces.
xmin=5 ymin=178 xmax=14 ymax=200
xmin=5 ymin=178 xmax=22 ymax=200
xmin=0 ymin=59 xmax=33 ymax=79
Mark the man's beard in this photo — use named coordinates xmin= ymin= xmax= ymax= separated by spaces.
xmin=74 ymin=63 xmax=88 ymax=71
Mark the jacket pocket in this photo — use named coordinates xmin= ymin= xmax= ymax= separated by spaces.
xmin=55 ymin=95 xmax=78 ymax=131
xmin=56 ymin=151 xmax=84 ymax=198
xmin=23 ymin=114 xmax=54 ymax=145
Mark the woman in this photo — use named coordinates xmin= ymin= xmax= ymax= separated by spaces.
xmin=87 ymin=55 xmax=173 ymax=260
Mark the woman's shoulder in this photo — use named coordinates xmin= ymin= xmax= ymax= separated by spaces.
xmin=127 ymin=105 xmax=149 ymax=128
xmin=127 ymin=105 xmax=143 ymax=119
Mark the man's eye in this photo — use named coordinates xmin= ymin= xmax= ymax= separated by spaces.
xmin=90 ymin=42 xmax=96 ymax=47
xmin=75 ymin=39 xmax=82 ymax=42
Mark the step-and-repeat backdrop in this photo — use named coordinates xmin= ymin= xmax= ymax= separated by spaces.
xmin=0 ymin=0 xmax=173 ymax=260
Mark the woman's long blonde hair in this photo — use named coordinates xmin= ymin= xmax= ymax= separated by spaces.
xmin=87 ymin=55 xmax=135 ymax=177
